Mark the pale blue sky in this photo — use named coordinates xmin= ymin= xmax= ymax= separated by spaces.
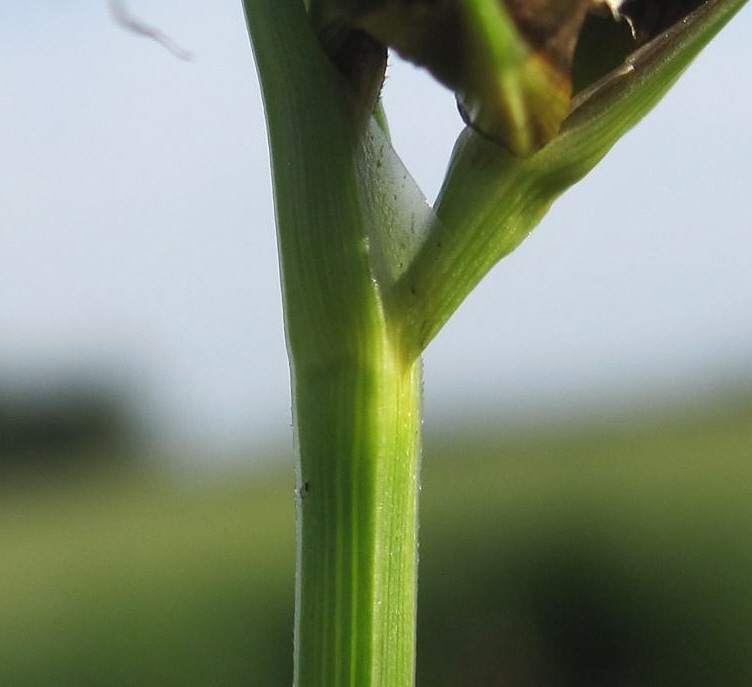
xmin=1 ymin=1 xmax=751 ymax=463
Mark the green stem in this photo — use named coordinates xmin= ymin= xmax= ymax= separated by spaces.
xmin=243 ymin=0 xmax=421 ymax=684
xmin=294 ymin=354 xmax=421 ymax=687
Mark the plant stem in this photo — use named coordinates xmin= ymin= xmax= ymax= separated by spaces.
xmin=294 ymin=353 xmax=421 ymax=687
xmin=243 ymin=0 xmax=421 ymax=684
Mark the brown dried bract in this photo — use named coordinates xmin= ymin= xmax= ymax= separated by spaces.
xmin=504 ymin=0 xmax=594 ymax=75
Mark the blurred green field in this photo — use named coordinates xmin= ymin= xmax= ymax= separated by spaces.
xmin=2 ymin=396 xmax=752 ymax=686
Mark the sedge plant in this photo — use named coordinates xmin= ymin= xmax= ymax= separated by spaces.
xmin=240 ymin=0 xmax=748 ymax=685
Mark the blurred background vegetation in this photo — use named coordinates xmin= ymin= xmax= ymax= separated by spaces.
xmin=2 ymin=380 xmax=751 ymax=686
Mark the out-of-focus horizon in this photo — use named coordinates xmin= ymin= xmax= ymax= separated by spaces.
xmin=2 ymin=0 xmax=751 ymax=469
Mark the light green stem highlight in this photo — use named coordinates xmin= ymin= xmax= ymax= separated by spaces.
xmin=294 ymin=355 xmax=420 ymax=687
